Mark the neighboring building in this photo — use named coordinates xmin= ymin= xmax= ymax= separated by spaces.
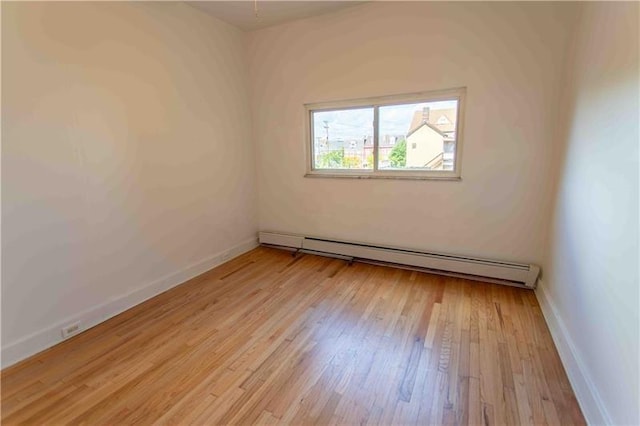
xmin=411 ymin=107 xmax=457 ymax=136
xmin=405 ymin=107 xmax=457 ymax=170
xmin=406 ymin=121 xmax=446 ymax=168
xmin=364 ymin=134 xmax=403 ymax=168
xmin=315 ymin=134 xmax=402 ymax=169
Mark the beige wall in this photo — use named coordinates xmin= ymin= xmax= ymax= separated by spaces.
xmin=248 ymin=2 xmax=574 ymax=265
xmin=2 ymin=2 xmax=257 ymax=365
xmin=542 ymin=2 xmax=639 ymax=424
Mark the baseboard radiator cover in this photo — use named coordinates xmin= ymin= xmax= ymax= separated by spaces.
xmin=259 ymin=231 xmax=540 ymax=289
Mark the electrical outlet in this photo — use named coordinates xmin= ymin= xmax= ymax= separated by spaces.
xmin=61 ymin=322 xmax=81 ymax=339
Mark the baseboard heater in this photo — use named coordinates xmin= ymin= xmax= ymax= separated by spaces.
xmin=259 ymin=231 xmax=540 ymax=289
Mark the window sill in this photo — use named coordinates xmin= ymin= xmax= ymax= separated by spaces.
xmin=304 ymin=172 xmax=462 ymax=181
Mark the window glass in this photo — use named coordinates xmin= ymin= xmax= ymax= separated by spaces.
xmin=312 ymin=108 xmax=374 ymax=170
xmin=378 ymin=100 xmax=458 ymax=171
xmin=307 ymin=88 xmax=465 ymax=179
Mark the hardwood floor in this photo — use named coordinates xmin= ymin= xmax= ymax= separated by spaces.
xmin=1 ymin=247 xmax=585 ymax=425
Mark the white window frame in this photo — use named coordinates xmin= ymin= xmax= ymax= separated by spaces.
xmin=304 ymin=87 xmax=466 ymax=180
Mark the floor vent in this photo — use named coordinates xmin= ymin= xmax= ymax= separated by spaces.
xmin=259 ymin=231 xmax=540 ymax=289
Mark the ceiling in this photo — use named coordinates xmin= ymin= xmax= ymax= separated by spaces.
xmin=187 ymin=1 xmax=365 ymax=31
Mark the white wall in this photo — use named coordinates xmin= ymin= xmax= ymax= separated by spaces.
xmin=247 ymin=2 xmax=575 ymax=265
xmin=541 ymin=2 xmax=639 ymax=424
xmin=2 ymin=2 xmax=257 ymax=366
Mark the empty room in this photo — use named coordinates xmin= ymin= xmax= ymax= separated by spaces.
xmin=1 ymin=1 xmax=638 ymax=425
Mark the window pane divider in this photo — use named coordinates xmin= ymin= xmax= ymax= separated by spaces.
xmin=373 ymin=106 xmax=379 ymax=172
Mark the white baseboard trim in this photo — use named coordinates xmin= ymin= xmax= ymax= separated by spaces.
xmin=535 ymin=279 xmax=612 ymax=425
xmin=1 ymin=236 xmax=259 ymax=369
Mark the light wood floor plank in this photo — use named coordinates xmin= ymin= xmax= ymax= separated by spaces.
xmin=1 ymin=247 xmax=585 ymax=425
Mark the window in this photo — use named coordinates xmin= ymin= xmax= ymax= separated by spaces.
xmin=305 ymin=87 xmax=465 ymax=180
